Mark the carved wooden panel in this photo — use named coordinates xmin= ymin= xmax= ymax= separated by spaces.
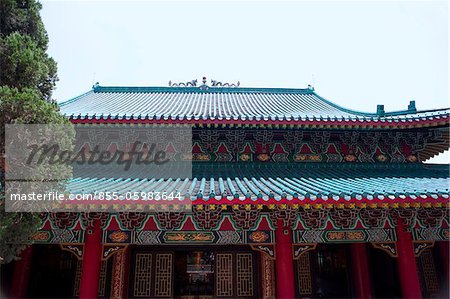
xmin=297 ymin=252 xmax=313 ymax=295
xmin=419 ymin=249 xmax=440 ymax=295
xmin=236 ymin=253 xmax=254 ymax=297
xmin=73 ymin=260 xmax=82 ymax=297
xmin=111 ymin=249 xmax=127 ymax=299
xmin=216 ymin=253 xmax=233 ymax=297
xmin=73 ymin=259 xmax=108 ymax=297
xmin=98 ymin=260 xmax=108 ymax=297
xmin=154 ymin=253 xmax=173 ymax=297
xmin=133 ymin=253 xmax=152 ymax=297
xmin=261 ymin=253 xmax=275 ymax=299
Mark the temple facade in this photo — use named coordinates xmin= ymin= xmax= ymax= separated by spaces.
xmin=3 ymin=79 xmax=450 ymax=299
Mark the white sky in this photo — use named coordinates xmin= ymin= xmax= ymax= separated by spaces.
xmin=40 ymin=1 xmax=449 ymax=163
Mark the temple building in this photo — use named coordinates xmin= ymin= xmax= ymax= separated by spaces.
xmin=3 ymin=78 xmax=450 ymax=299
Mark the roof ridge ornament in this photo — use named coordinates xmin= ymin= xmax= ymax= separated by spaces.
xmin=199 ymin=76 xmax=208 ymax=90
xmin=211 ymin=79 xmax=240 ymax=87
xmin=168 ymin=77 xmax=240 ymax=89
xmin=168 ymin=79 xmax=198 ymax=87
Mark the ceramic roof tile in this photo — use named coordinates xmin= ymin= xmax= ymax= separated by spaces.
xmin=60 ymin=85 xmax=450 ymax=122
xmin=67 ymin=163 xmax=449 ymax=202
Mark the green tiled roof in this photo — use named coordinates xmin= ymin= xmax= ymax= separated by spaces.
xmin=59 ymin=85 xmax=450 ymax=123
xmin=68 ymin=163 xmax=449 ymax=201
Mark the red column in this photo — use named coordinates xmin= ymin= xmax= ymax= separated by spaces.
xmin=9 ymin=246 xmax=33 ymax=298
xmin=79 ymin=220 xmax=102 ymax=299
xmin=275 ymin=219 xmax=295 ymax=299
xmin=396 ymin=219 xmax=422 ymax=299
xmin=351 ymin=243 xmax=372 ymax=299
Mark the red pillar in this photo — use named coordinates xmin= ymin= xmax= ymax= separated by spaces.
xmin=9 ymin=246 xmax=33 ymax=298
xmin=275 ymin=219 xmax=295 ymax=299
xmin=396 ymin=219 xmax=422 ymax=299
xmin=351 ymin=243 xmax=372 ymax=299
xmin=79 ymin=220 xmax=102 ymax=299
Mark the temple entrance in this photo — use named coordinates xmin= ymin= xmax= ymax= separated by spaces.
xmin=313 ymin=244 xmax=352 ymax=298
xmin=27 ymin=245 xmax=113 ymax=298
xmin=27 ymin=245 xmax=77 ymax=298
xmin=174 ymin=251 xmax=214 ymax=297
xmin=368 ymin=244 xmax=401 ymax=298
xmin=295 ymin=244 xmax=353 ymax=298
xmin=129 ymin=246 xmax=258 ymax=299
xmin=416 ymin=243 xmax=449 ymax=299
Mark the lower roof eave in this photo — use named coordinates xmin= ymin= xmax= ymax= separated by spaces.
xmin=68 ymin=115 xmax=450 ymax=130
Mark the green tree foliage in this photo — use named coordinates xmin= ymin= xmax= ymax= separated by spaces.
xmin=0 ymin=0 xmax=57 ymax=101
xmin=0 ymin=194 xmax=42 ymax=265
xmin=1 ymin=33 xmax=57 ymax=102
xmin=0 ymin=0 xmax=49 ymax=48
xmin=0 ymin=0 xmax=70 ymax=264
xmin=0 ymin=87 xmax=70 ymax=144
xmin=0 ymin=87 xmax=71 ymax=264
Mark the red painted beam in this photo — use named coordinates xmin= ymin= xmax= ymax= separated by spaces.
xmin=61 ymin=195 xmax=450 ymax=207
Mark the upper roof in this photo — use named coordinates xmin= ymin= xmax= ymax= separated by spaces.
xmin=60 ymin=84 xmax=450 ymax=127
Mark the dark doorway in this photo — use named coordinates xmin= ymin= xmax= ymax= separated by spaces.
xmin=0 ymin=257 xmax=15 ymax=296
xmin=174 ymin=251 xmax=215 ymax=297
xmin=433 ymin=242 xmax=450 ymax=299
xmin=27 ymin=245 xmax=78 ymax=298
xmin=314 ymin=244 xmax=352 ymax=298
xmin=368 ymin=245 xmax=401 ymax=298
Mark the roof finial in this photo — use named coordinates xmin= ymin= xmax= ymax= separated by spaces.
xmin=199 ymin=76 xmax=209 ymax=90
xmin=408 ymin=100 xmax=416 ymax=112
xmin=377 ymin=104 xmax=385 ymax=116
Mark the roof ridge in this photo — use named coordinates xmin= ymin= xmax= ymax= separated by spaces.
xmin=58 ymin=90 xmax=93 ymax=107
xmin=408 ymin=107 xmax=450 ymax=114
xmin=92 ymin=85 xmax=316 ymax=94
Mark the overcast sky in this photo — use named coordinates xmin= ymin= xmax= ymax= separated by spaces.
xmin=40 ymin=1 xmax=449 ymax=162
